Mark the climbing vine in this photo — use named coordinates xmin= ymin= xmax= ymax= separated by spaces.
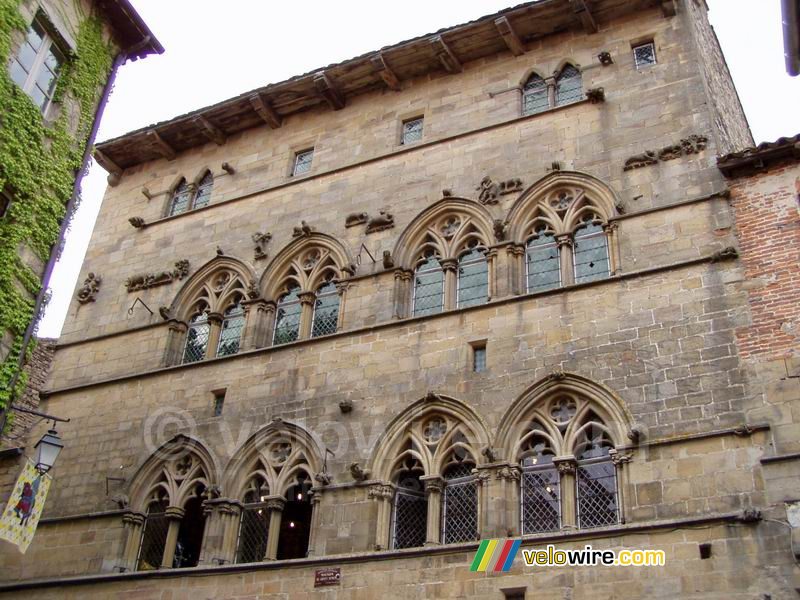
xmin=0 ymin=0 xmax=113 ymax=417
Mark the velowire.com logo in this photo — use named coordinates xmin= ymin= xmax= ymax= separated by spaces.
xmin=470 ymin=540 xmax=666 ymax=570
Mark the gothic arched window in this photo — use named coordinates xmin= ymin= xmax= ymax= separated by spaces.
xmin=573 ymin=217 xmax=610 ymax=283
xmin=193 ymin=171 xmax=213 ymax=209
xmin=525 ymin=225 xmax=561 ymax=292
xmin=391 ymin=456 xmax=427 ymax=550
xmin=311 ymin=280 xmax=339 ymax=338
xmin=555 ymin=64 xmax=583 ymax=106
xmin=457 ymin=245 xmax=488 ymax=308
xmin=217 ymin=296 xmax=245 ymax=357
xmin=168 ymin=179 xmax=191 ymax=216
xmin=274 ymin=285 xmax=302 ymax=345
xmin=182 ymin=309 xmax=210 ymax=364
xmin=235 ymin=476 xmax=270 ymax=564
xmin=441 ymin=453 xmax=478 ymax=544
xmin=575 ymin=416 xmax=618 ymax=528
xmin=522 ymin=72 xmax=548 ymax=115
xmin=167 ymin=172 xmax=214 ymax=216
xmin=413 ymin=253 xmax=444 ymax=316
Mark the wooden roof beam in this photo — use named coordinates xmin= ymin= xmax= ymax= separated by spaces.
xmin=570 ymin=0 xmax=598 ymax=34
xmin=370 ymin=53 xmax=401 ymax=91
xmin=660 ymin=0 xmax=677 ymax=17
xmin=430 ymin=36 xmax=462 ymax=73
xmin=145 ymin=129 xmax=176 ymax=161
xmin=193 ymin=115 xmax=226 ymax=146
xmin=313 ymin=72 xmax=345 ymax=110
xmin=94 ymin=148 xmax=123 ymax=185
xmin=494 ymin=16 xmax=525 ymax=56
xmin=248 ymin=94 xmax=282 ymax=129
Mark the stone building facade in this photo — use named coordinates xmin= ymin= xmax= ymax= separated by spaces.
xmin=0 ymin=0 xmax=798 ymax=598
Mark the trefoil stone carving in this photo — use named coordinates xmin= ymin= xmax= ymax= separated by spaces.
xmin=125 ymin=260 xmax=190 ymax=293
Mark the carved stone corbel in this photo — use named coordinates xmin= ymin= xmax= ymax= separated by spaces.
xmin=76 ymin=272 xmax=102 ymax=304
xmin=252 ymin=231 xmax=272 ymax=260
xmin=345 ymin=212 xmax=368 ymax=227
xmin=366 ymin=210 xmax=394 ymax=234
xmin=382 ymin=250 xmax=394 ymax=269
xmin=349 ymin=462 xmax=370 ymax=482
xmin=128 ymin=217 xmax=146 ymax=228
xmin=368 ymin=484 xmax=394 ymax=501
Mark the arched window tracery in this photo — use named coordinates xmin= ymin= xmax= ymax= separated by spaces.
xmin=167 ymin=171 xmax=215 ymax=216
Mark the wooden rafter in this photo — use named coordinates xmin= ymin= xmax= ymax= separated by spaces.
xmin=430 ymin=36 xmax=462 ymax=73
xmin=569 ymin=0 xmax=598 ymax=34
xmin=313 ymin=72 xmax=345 ymax=110
xmin=249 ymin=94 xmax=282 ymax=129
xmin=193 ymin=116 xmax=226 ymax=146
xmin=145 ymin=129 xmax=176 ymax=161
xmin=94 ymin=148 xmax=122 ymax=178
xmin=370 ymin=53 xmax=401 ymax=91
xmin=660 ymin=0 xmax=677 ymax=17
xmin=494 ymin=16 xmax=525 ymax=56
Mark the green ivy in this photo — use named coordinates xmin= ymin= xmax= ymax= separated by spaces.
xmin=0 ymin=0 xmax=113 ymax=417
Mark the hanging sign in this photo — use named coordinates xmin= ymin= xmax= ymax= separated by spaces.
xmin=0 ymin=460 xmax=52 ymax=553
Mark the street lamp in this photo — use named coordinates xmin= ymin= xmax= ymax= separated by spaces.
xmin=33 ymin=429 xmax=64 ymax=474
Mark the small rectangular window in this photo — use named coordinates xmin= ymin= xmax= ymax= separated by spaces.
xmin=472 ymin=343 xmax=487 ymax=373
xmin=401 ymin=117 xmax=423 ymax=145
xmin=212 ymin=390 xmax=226 ymax=416
xmin=292 ymin=148 xmax=314 ymax=176
xmin=9 ymin=16 xmax=64 ymax=113
xmin=633 ymin=42 xmax=657 ymax=68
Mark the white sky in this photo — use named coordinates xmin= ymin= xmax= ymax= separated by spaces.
xmin=37 ymin=0 xmax=800 ymax=337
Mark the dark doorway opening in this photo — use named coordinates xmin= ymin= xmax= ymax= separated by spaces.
xmin=277 ymin=476 xmax=312 ymax=560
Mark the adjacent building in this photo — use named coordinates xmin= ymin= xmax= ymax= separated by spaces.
xmin=1 ymin=1 xmax=798 ymax=598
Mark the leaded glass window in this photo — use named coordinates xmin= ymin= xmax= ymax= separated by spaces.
xmin=392 ymin=464 xmax=427 ymax=550
xmin=413 ymin=254 xmax=444 ymax=316
xmin=633 ymin=42 xmax=657 ymax=68
xmin=182 ymin=312 xmax=210 ymax=364
xmin=292 ymin=149 xmax=314 ymax=176
xmin=442 ymin=462 xmax=478 ymax=544
xmin=169 ymin=180 xmax=191 ymax=216
xmin=457 ymin=247 xmax=488 ymax=308
xmin=573 ymin=219 xmax=609 ymax=284
xmin=526 ymin=228 xmax=560 ymax=292
xmin=311 ymin=281 xmax=339 ymax=338
xmin=236 ymin=490 xmax=269 ymax=564
xmin=9 ymin=17 xmax=63 ymax=113
xmin=576 ymin=459 xmax=618 ymax=528
xmin=521 ymin=468 xmax=560 ymax=534
xmin=555 ymin=65 xmax=582 ymax=106
xmin=193 ymin=172 xmax=213 ymax=209
xmin=522 ymin=73 xmax=549 ymax=115
xmin=217 ymin=298 xmax=244 ymax=357
xmin=274 ymin=286 xmax=302 ymax=345
xmin=137 ymin=500 xmax=169 ymax=570
xmin=402 ymin=117 xmax=424 ymax=144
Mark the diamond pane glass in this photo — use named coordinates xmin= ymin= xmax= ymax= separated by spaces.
xmin=523 ymin=74 xmax=549 ymax=115
xmin=402 ymin=118 xmax=424 ymax=144
xmin=193 ymin=172 xmax=213 ymax=209
xmin=457 ymin=249 xmax=488 ymax=308
xmin=574 ymin=222 xmax=609 ymax=284
xmin=413 ymin=257 xmax=444 ymax=316
xmin=392 ymin=490 xmax=427 ymax=549
xmin=634 ymin=43 xmax=657 ymax=68
xmin=311 ymin=282 xmax=339 ymax=338
xmin=217 ymin=303 xmax=244 ymax=357
xmin=293 ymin=149 xmax=314 ymax=175
xmin=526 ymin=233 xmax=560 ymax=292
xmin=274 ymin=287 xmax=301 ymax=345
xmin=169 ymin=181 xmax=191 ymax=215
xmin=555 ymin=65 xmax=582 ymax=106
xmin=521 ymin=468 xmax=561 ymax=534
xmin=137 ymin=503 xmax=168 ymax=570
xmin=236 ymin=505 xmax=269 ymax=564
xmin=577 ymin=460 xmax=619 ymax=528
xmin=443 ymin=478 xmax=478 ymax=544
xmin=182 ymin=315 xmax=209 ymax=363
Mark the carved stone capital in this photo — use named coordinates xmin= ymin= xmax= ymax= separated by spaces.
xmin=206 ymin=312 xmax=224 ymax=325
xmin=122 ymin=511 xmax=146 ymax=527
xmin=368 ymin=484 xmax=394 ymax=501
xmin=495 ymin=465 xmax=521 ymax=482
xmin=609 ymin=449 xmax=633 ymax=466
xmin=335 ymin=280 xmax=352 ymax=294
xmin=264 ymin=496 xmax=286 ymax=512
xmin=439 ymin=258 xmax=459 ymax=273
xmin=556 ymin=234 xmax=574 ymax=249
xmin=299 ymin=291 xmax=317 ymax=306
xmin=165 ymin=506 xmax=186 ymax=520
xmin=167 ymin=319 xmax=188 ymax=334
xmin=553 ymin=456 xmax=577 ymax=475
xmin=507 ymin=244 xmax=526 ymax=257
xmin=421 ymin=476 xmax=444 ymax=495
xmin=394 ymin=269 xmax=413 ymax=282
xmin=473 ymin=469 xmax=492 ymax=486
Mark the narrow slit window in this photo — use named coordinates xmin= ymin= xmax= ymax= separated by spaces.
xmin=401 ymin=117 xmax=424 ymax=145
xmin=555 ymin=65 xmax=582 ymax=106
xmin=212 ymin=390 xmax=225 ymax=416
xmin=292 ymin=149 xmax=314 ymax=176
xmin=633 ymin=42 xmax=657 ymax=68
xmin=522 ymin=73 xmax=549 ymax=116
xmin=472 ymin=345 xmax=486 ymax=373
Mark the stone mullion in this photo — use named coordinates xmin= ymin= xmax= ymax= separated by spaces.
xmin=199 ymin=498 xmax=240 ymax=565
xmin=421 ymin=476 xmax=443 ymax=545
xmin=241 ymin=299 xmax=274 ymax=351
xmin=553 ymin=456 xmax=577 ymax=530
xmin=264 ymin=496 xmax=285 ymax=560
xmin=368 ymin=483 xmax=394 ymax=550
xmin=610 ymin=449 xmax=632 ymax=524
xmin=298 ymin=292 xmax=316 ymax=339
xmin=486 ymin=247 xmax=506 ymax=299
xmin=545 ymin=76 xmax=557 ymax=108
xmin=306 ymin=490 xmax=323 ymax=557
xmin=556 ymin=235 xmax=575 ymax=286
xmin=163 ymin=320 xmax=187 ymax=366
xmin=604 ymin=221 xmax=621 ymax=275
xmin=220 ymin=502 xmax=243 ymax=563
xmin=205 ymin=312 xmax=224 ymax=358
xmin=161 ymin=506 xmax=185 ymax=568
xmin=473 ymin=469 xmax=492 ymax=539
xmin=121 ymin=511 xmax=145 ymax=571
xmin=335 ymin=281 xmax=351 ymax=331
xmin=496 ymin=465 xmax=522 ymax=537
xmin=393 ymin=269 xmax=412 ymax=318
xmin=440 ymin=259 xmax=458 ymax=310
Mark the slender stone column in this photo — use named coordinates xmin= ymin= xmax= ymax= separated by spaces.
xmin=556 ymin=235 xmax=575 ymax=285
xmin=368 ymin=483 xmax=395 ymax=550
xmin=200 ymin=498 xmax=240 ymax=565
xmin=205 ymin=312 xmax=224 ymax=358
xmin=335 ymin=281 xmax=351 ymax=331
xmin=506 ymin=244 xmax=525 ymax=295
xmin=121 ymin=511 xmax=146 ymax=571
xmin=298 ymin=292 xmax=316 ymax=340
xmin=485 ymin=248 xmax=499 ymax=300
xmin=264 ymin=496 xmax=286 ymax=560
xmin=610 ymin=449 xmax=633 ymax=524
xmin=421 ymin=476 xmax=444 ymax=545
xmin=393 ymin=269 xmax=412 ymax=318
xmin=604 ymin=221 xmax=621 ymax=275
xmin=161 ymin=506 xmax=185 ymax=568
xmin=553 ymin=456 xmax=577 ymax=530
xmin=306 ymin=489 xmax=324 ymax=557
xmin=241 ymin=299 xmax=274 ymax=350
xmin=440 ymin=258 xmax=458 ymax=310
xmin=163 ymin=320 xmax=187 ymax=366
xmin=495 ymin=465 xmax=521 ymax=537
xmin=545 ymin=76 xmax=557 ymax=107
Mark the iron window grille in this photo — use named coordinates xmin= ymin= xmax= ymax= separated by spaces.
xmin=633 ymin=42 xmax=657 ymax=69
xmin=401 ymin=117 xmax=424 ymax=144
xmin=522 ymin=74 xmax=549 ymax=116
xmin=292 ymin=149 xmax=314 ymax=176
xmin=573 ymin=219 xmax=609 ymax=284
xmin=442 ymin=463 xmax=478 ymax=544
xmin=9 ymin=16 xmax=64 ymax=113
xmin=217 ymin=301 xmax=244 ymax=357
xmin=576 ymin=458 xmax=619 ymax=529
xmin=311 ymin=281 xmax=339 ymax=338
xmin=413 ymin=255 xmax=444 ymax=316
xmin=520 ymin=467 xmax=561 ymax=534
xmin=526 ymin=230 xmax=561 ymax=292
xmin=137 ymin=502 xmax=169 ymax=570
xmin=273 ymin=286 xmax=302 ymax=345
xmin=555 ymin=65 xmax=583 ymax=106
xmin=392 ymin=489 xmax=427 ymax=549
xmin=236 ymin=497 xmax=270 ymax=564
xmin=182 ymin=313 xmax=210 ymax=363
xmin=457 ymin=248 xmax=488 ymax=308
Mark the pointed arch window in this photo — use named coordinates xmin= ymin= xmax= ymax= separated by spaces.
xmin=555 ymin=64 xmax=583 ymax=106
xmin=441 ymin=455 xmax=478 ymax=544
xmin=274 ymin=285 xmax=302 ymax=345
xmin=193 ymin=172 xmax=213 ymax=209
xmin=137 ymin=496 xmax=169 ymax=570
xmin=391 ymin=456 xmax=427 ymax=550
xmin=519 ymin=433 xmax=560 ymax=534
xmin=457 ymin=245 xmax=488 ymax=308
xmin=413 ymin=253 xmax=444 ymax=316
xmin=182 ymin=309 xmax=210 ymax=364
xmin=573 ymin=217 xmax=610 ymax=284
xmin=522 ymin=73 xmax=549 ymax=116
xmin=526 ymin=226 xmax=561 ymax=292
xmin=236 ymin=477 xmax=270 ymax=564
xmin=575 ymin=421 xmax=618 ymax=528
xmin=311 ymin=280 xmax=339 ymax=338
xmin=168 ymin=179 xmax=191 ymax=216
xmin=217 ymin=296 xmax=245 ymax=357
xmin=167 ymin=172 xmax=214 ymax=216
